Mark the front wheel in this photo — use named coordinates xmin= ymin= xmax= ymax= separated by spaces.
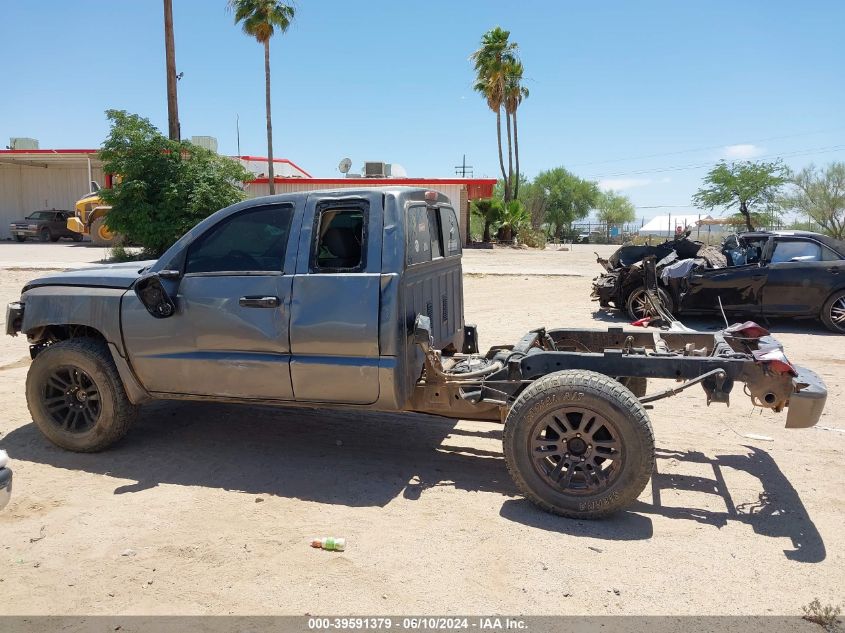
xmin=91 ymin=217 xmax=116 ymax=247
xmin=503 ymin=370 xmax=655 ymax=518
xmin=821 ymin=290 xmax=845 ymax=334
xmin=626 ymin=286 xmax=673 ymax=321
xmin=26 ymin=338 xmax=138 ymax=452
xmin=39 ymin=227 xmax=51 ymax=242
xmin=15 ymin=235 xmax=26 ymax=243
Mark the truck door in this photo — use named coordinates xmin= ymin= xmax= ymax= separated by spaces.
xmin=121 ymin=202 xmax=301 ymax=400
xmin=289 ymin=193 xmax=382 ymax=404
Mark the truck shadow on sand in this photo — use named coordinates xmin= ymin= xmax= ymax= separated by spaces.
xmin=502 ymin=446 xmax=825 ymax=562
xmin=1 ymin=403 xmax=824 ymax=561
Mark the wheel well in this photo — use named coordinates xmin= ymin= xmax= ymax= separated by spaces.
xmin=824 ymin=286 xmax=845 ymax=304
xmin=28 ymin=324 xmax=108 ymax=358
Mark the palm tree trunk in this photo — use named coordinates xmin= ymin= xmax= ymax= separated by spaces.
xmin=513 ymin=109 xmax=520 ymax=199
xmin=496 ymin=111 xmax=510 ymax=202
xmin=264 ymin=39 xmax=275 ymax=195
xmin=505 ymin=110 xmax=514 ymax=200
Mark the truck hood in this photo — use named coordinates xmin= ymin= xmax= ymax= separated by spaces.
xmin=23 ymin=260 xmax=157 ymax=291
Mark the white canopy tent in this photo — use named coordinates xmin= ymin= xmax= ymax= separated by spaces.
xmin=637 ymin=213 xmax=731 ymax=240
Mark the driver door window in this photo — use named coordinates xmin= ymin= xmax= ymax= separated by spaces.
xmin=185 ymin=205 xmax=294 ymax=274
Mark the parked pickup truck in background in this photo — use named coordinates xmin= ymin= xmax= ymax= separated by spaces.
xmin=6 ymin=188 xmax=828 ymax=518
xmin=9 ymin=210 xmax=83 ymax=243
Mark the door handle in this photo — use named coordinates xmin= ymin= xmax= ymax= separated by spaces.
xmin=828 ymin=267 xmax=840 ymax=274
xmin=239 ymin=295 xmax=280 ymax=308
xmin=751 ymin=274 xmax=765 ymax=280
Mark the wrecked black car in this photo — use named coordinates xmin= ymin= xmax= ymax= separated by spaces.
xmin=592 ymin=230 xmax=845 ymax=333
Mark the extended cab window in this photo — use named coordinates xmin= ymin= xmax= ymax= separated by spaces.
xmin=407 ymin=205 xmax=445 ymax=265
xmin=185 ymin=204 xmax=293 ymax=274
xmin=440 ymin=206 xmax=461 ymax=257
xmin=312 ymin=206 xmax=366 ymax=272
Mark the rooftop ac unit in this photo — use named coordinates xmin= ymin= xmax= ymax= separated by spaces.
xmin=9 ymin=137 xmax=39 ymax=150
xmin=364 ymin=161 xmax=389 ymax=178
xmin=190 ymin=136 xmax=218 ymax=153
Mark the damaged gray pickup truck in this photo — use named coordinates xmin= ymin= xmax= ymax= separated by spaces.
xmin=6 ymin=188 xmax=828 ymax=518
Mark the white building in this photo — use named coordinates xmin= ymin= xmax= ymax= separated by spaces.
xmin=0 ymin=149 xmax=494 ymax=242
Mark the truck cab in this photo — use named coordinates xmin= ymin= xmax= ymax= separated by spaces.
xmin=122 ymin=188 xmax=464 ymax=409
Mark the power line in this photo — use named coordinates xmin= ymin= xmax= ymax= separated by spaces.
xmin=569 ymin=127 xmax=844 ymax=168
xmin=588 ymin=143 xmax=845 ymax=179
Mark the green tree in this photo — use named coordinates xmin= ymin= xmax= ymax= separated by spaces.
xmin=471 ymin=27 xmax=519 ymax=202
xmin=498 ymin=199 xmax=530 ymax=242
xmin=692 ymin=160 xmax=787 ymax=232
xmin=783 ymin=163 xmax=845 ymax=239
xmin=532 ymin=168 xmax=600 ymax=239
xmin=228 ymin=0 xmax=295 ymax=195
xmin=596 ymin=190 xmax=636 ymax=239
xmin=471 ymin=197 xmax=504 ymax=243
xmin=98 ymin=110 xmax=252 ymax=255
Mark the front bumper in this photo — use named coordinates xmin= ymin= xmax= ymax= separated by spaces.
xmin=785 ymin=366 xmax=827 ymax=429
xmin=10 ymin=227 xmax=37 ymax=238
xmin=6 ymin=302 xmax=24 ymax=336
xmin=67 ymin=217 xmax=86 ymax=233
xmin=0 ymin=467 xmax=11 ymax=511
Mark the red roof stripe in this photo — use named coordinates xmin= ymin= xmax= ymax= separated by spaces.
xmin=247 ymin=177 xmax=496 ymax=185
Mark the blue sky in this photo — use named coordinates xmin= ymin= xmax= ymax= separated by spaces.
xmin=1 ymin=1 xmax=843 ymax=219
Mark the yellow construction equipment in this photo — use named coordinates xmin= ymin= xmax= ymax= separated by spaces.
xmin=66 ymin=184 xmax=116 ymax=246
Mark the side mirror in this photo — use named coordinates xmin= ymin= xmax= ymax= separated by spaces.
xmin=413 ymin=314 xmax=434 ymax=350
xmin=134 ymin=273 xmax=176 ymax=319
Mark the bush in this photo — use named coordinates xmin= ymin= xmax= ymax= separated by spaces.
xmin=519 ymin=229 xmax=547 ymax=249
xmin=98 ymin=110 xmax=253 ymax=256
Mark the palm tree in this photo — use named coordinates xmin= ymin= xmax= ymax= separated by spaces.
xmin=504 ymin=61 xmax=528 ymax=199
xmin=228 ymin=0 xmax=295 ymax=195
xmin=471 ymin=28 xmax=516 ymax=202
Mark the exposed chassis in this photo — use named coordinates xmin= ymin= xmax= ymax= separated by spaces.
xmin=412 ymin=323 xmax=826 ymax=430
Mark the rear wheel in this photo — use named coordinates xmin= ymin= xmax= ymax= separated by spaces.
xmin=503 ymin=370 xmax=655 ymax=518
xmin=26 ymin=338 xmax=138 ymax=452
xmin=91 ymin=217 xmax=116 ymax=247
xmin=821 ymin=290 xmax=845 ymax=334
xmin=626 ymin=287 xmax=673 ymax=321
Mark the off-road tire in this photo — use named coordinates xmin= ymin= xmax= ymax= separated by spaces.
xmin=49 ymin=234 xmax=61 ymax=242
xmin=617 ymin=376 xmax=647 ymax=398
xmin=91 ymin=217 xmax=115 ymax=247
xmin=26 ymin=338 xmax=138 ymax=452
xmin=15 ymin=235 xmax=26 ymax=243
xmin=503 ymin=370 xmax=655 ymax=518
xmin=626 ymin=286 xmax=673 ymax=321
xmin=820 ymin=289 xmax=845 ymax=334
xmin=39 ymin=227 xmax=51 ymax=242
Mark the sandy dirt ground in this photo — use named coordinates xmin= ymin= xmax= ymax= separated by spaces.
xmin=0 ymin=242 xmax=842 ymax=616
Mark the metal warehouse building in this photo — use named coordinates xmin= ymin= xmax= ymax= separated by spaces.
xmin=0 ymin=149 xmax=494 ymax=241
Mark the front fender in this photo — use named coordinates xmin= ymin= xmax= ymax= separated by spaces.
xmin=20 ymin=286 xmax=128 ymax=356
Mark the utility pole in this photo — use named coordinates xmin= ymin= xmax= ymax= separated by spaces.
xmin=454 ymin=154 xmax=473 ymax=177
xmin=163 ymin=0 xmax=180 ymax=140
